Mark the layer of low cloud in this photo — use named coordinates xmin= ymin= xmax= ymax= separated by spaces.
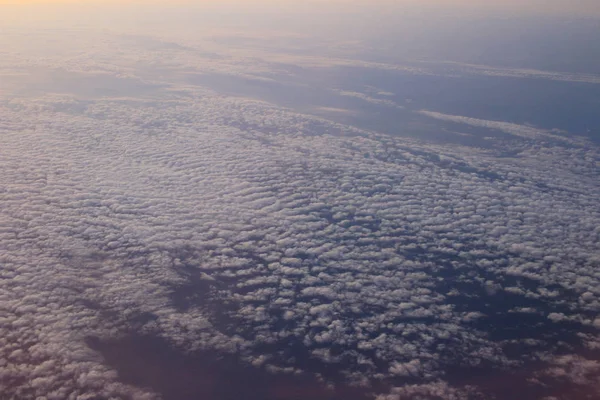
xmin=1 ymin=26 xmax=599 ymax=400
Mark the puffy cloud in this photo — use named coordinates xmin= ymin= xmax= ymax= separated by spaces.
xmin=0 ymin=25 xmax=599 ymax=400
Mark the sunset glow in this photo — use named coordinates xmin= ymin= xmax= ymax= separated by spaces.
xmin=1 ymin=0 xmax=599 ymax=15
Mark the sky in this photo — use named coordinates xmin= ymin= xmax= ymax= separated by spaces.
xmin=1 ymin=0 xmax=600 ymax=15
xmin=2 ymin=0 xmax=600 ymax=42
xmin=0 ymin=0 xmax=598 ymax=43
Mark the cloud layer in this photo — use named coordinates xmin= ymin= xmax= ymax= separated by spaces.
xmin=1 ymin=26 xmax=599 ymax=400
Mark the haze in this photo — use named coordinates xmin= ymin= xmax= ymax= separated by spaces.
xmin=2 ymin=0 xmax=600 ymax=17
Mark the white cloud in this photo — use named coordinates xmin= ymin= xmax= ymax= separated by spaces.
xmin=417 ymin=110 xmax=586 ymax=144
xmin=0 ymin=25 xmax=599 ymax=400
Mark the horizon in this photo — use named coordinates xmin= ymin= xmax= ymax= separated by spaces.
xmin=1 ymin=0 xmax=600 ymax=16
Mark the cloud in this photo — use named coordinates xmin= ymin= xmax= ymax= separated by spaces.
xmin=335 ymin=90 xmax=403 ymax=108
xmin=417 ymin=110 xmax=588 ymax=144
xmin=420 ymin=61 xmax=600 ymax=85
xmin=0 ymin=25 xmax=599 ymax=400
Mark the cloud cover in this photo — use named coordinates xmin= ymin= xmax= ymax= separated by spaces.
xmin=0 ymin=22 xmax=600 ymax=400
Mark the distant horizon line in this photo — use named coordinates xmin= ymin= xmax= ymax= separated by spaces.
xmin=1 ymin=0 xmax=599 ymax=17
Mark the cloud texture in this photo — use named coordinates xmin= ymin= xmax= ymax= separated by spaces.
xmin=1 ymin=26 xmax=599 ymax=400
